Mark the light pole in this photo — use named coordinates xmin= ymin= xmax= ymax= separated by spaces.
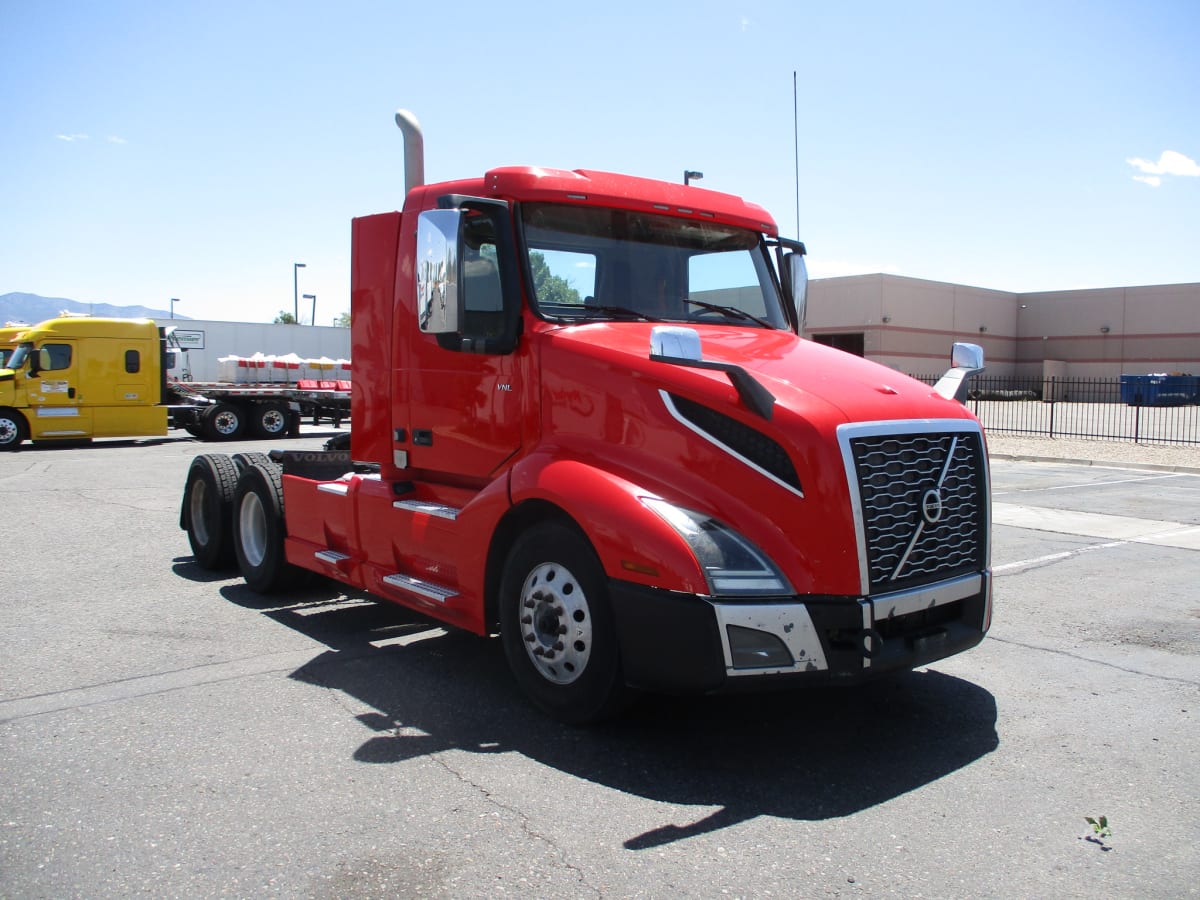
xmin=293 ymin=262 xmax=306 ymax=322
xmin=170 ymin=298 xmax=180 ymax=319
xmin=303 ymin=294 xmax=316 ymax=326
xmin=684 ymin=170 xmax=703 ymax=185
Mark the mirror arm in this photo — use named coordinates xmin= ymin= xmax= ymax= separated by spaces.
xmin=933 ymin=343 xmax=987 ymax=403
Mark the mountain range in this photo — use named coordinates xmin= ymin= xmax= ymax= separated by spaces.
xmin=0 ymin=292 xmax=186 ymax=326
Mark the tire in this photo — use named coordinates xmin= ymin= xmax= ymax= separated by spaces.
xmin=183 ymin=421 xmax=203 ymax=438
xmin=0 ymin=408 xmax=29 ymax=451
xmin=499 ymin=521 xmax=626 ymax=724
xmin=201 ymin=402 xmax=245 ymax=441
xmin=231 ymin=451 xmax=274 ymax=474
xmin=181 ymin=453 xmax=239 ymax=569
xmin=249 ymin=403 xmax=289 ymax=440
xmin=232 ymin=462 xmax=306 ymax=593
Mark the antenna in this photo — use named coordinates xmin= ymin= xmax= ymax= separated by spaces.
xmin=793 ymin=71 xmax=800 ymax=238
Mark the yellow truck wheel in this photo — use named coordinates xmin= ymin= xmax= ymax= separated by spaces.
xmin=0 ymin=409 xmax=28 ymax=451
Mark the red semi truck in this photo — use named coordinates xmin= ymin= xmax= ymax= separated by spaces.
xmin=181 ymin=110 xmax=991 ymax=723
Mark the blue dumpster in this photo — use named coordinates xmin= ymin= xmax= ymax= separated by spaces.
xmin=1121 ymin=374 xmax=1199 ymax=406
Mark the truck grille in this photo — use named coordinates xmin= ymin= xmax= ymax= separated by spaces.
xmin=846 ymin=426 xmax=987 ymax=593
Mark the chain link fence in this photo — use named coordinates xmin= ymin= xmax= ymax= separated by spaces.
xmin=908 ymin=374 xmax=1200 ymax=446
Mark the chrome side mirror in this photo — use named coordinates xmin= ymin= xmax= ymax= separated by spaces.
xmin=416 ymin=209 xmax=461 ymax=334
xmin=933 ymin=342 xmax=986 ymax=403
xmin=951 ymin=342 xmax=984 ymax=371
xmin=649 ymin=325 xmax=703 ymax=361
xmin=786 ymin=251 xmax=808 ymax=334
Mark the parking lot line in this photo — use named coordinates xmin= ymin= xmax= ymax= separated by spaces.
xmin=993 ymin=501 xmax=1200 ymax=562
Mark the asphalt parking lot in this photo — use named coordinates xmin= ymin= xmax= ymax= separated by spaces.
xmin=1 ymin=429 xmax=1197 ymax=898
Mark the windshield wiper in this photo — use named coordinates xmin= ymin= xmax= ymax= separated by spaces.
xmin=684 ymin=299 xmax=773 ymax=328
xmin=574 ymin=304 xmax=664 ymax=322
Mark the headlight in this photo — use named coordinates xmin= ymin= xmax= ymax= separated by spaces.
xmin=641 ymin=498 xmax=793 ymax=597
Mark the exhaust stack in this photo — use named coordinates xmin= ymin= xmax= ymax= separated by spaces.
xmin=394 ymin=109 xmax=425 ymax=196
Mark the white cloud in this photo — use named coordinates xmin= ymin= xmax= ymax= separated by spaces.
xmin=1127 ymin=150 xmax=1200 ymax=185
xmin=55 ymin=133 xmax=90 ymax=142
xmin=106 ymin=135 xmax=127 ymax=145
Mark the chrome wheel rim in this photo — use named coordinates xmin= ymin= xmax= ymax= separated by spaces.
xmin=238 ymin=491 xmax=269 ymax=568
xmin=188 ymin=480 xmax=211 ymax=545
xmin=518 ymin=562 xmax=591 ymax=685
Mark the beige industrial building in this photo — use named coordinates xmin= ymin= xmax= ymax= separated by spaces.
xmin=807 ymin=275 xmax=1200 ymax=380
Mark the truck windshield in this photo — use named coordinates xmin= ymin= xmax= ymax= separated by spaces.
xmin=522 ymin=203 xmax=787 ymax=329
xmin=5 ymin=344 xmax=30 ymax=370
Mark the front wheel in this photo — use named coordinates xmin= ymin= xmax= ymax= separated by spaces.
xmin=499 ymin=522 xmax=626 ymax=724
xmin=0 ymin=408 xmax=29 ymax=451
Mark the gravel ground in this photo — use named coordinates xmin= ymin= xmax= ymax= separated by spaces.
xmin=985 ymin=431 xmax=1200 ymax=473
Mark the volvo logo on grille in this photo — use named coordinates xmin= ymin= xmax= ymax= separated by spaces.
xmin=921 ymin=488 xmax=944 ymax=524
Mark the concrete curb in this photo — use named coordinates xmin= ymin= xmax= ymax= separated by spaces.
xmin=988 ymin=451 xmax=1200 ymax=476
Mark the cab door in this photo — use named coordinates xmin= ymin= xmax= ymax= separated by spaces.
xmin=402 ymin=204 xmax=529 ymax=482
xmin=26 ymin=340 xmax=93 ymax=439
xmin=404 ymin=337 xmax=527 ymax=480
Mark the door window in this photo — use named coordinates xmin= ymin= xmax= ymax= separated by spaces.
xmin=43 ymin=344 xmax=72 ymax=370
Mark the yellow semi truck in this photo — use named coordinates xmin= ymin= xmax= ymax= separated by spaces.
xmin=0 ymin=325 xmax=24 ymax=367
xmin=0 ymin=317 xmax=349 ymax=450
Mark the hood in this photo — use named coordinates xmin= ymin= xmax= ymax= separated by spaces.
xmin=545 ymin=323 xmax=974 ymax=427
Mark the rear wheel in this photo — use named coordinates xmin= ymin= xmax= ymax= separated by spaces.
xmin=232 ymin=462 xmax=306 ymax=593
xmin=0 ymin=409 xmax=29 ymax=451
xmin=231 ymin=451 xmax=274 ymax=474
xmin=181 ymin=453 xmax=238 ymax=569
xmin=201 ymin=402 xmax=245 ymax=441
xmin=249 ymin=403 xmax=289 ymax=439
xmin=499 ymin=521 xmax=626 ymax=724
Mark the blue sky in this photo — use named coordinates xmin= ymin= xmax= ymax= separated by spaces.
xmin=2 ymin=0 xmax=1197 ymax=324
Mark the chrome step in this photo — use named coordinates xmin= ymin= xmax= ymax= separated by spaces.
xmin=382 ymin=573 xmax=458 ymax=603
xmin=393 ymin=498 xmax=460 ymax=521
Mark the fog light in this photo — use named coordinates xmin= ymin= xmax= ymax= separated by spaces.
xmin=727 ymin=625 xmax=794 ymax=669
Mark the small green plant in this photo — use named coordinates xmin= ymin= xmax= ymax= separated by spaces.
xmin=1084 ymin=815 xmax=1112 ymax=839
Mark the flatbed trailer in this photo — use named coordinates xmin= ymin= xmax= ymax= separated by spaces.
xmin=167 ymin=380 xmax=351 ymax=439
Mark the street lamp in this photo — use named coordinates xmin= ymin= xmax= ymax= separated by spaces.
xmin=170 ymin=298 xmax=180 ymax=319
xmin=303 ymin=294 xmax=316 ymax=326
xmin=293 ymin=262 xmax=307 ymax=322
xmin=684 ymin=170 xmax=703 ymax=185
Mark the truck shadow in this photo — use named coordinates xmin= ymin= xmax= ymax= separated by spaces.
xmin=21 ymin=437 xmax=182 ymax=451
xmin=218 ymin=583 xmax=998 ymax=849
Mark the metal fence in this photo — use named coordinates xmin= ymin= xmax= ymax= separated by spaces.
xmin=908 ymin=374 xmax=1200 ymax=446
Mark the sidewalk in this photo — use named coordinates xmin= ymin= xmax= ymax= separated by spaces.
xmin=985 ymin=432 xmax=1200 ymax=474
